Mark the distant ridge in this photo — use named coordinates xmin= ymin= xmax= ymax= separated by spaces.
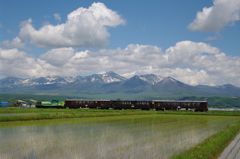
xmin=1 ymin=71 xmax=240 ymax=97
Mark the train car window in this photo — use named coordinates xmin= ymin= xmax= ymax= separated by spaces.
xmin=195 ymin=102 xmax=200 ymax=107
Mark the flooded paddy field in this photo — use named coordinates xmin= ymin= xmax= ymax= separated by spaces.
xmin=1 ymin=114 xmax=240 ymax=159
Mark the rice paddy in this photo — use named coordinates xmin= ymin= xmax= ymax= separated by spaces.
xmin=1 ymin=114 xmax=240 ymax=159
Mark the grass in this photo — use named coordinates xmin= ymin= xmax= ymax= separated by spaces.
xmin=0 ymin=108 xmax=156 ymax=122
xmin=1 ymin=108 xmax=240 ymax=122
xmin=171 ymin=121 xmax=240 ymax=159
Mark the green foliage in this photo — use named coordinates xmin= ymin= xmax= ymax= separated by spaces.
xmin=10 ymin=102 xmax=22 ymax=107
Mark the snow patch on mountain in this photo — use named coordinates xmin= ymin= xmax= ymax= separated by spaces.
xmin=139 ymin=74 xmax=164 ymax=85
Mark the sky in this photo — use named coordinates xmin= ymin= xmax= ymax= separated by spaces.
xmin=0 ymin=0 xmax=240 ymax=87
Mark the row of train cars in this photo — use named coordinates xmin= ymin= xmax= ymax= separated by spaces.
xmin=36 ymin=99 xmax=208 ymax=112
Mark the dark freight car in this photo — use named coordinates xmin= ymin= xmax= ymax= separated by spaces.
xmin=64 ymin=99 xmax=111 ymax=109
xmin=111 ymin=100 xmax=152 ymax=110
xmin=152 ymin=100 xmax=208 ymax=111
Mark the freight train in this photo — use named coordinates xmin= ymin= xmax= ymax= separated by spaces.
xmin=36 ymin=99 xmax=208 ymax=111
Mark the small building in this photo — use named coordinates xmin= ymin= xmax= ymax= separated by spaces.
xmin=0 ymin=101 xmax=9 ymax=108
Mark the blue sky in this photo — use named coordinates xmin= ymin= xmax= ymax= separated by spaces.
xmin=0 ymin=0 xmax=240 ymax=87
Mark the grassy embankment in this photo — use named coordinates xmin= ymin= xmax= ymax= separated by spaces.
xmin=0 ymin=108 xmax=240 ymax=122
xmin=171 ymin=120 xmax=240 ymax=159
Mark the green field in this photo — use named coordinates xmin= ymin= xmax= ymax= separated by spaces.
xmin=1 ymin=108 xmax=240 ymax=158
xmin=1 ymin=107 xmax=240 ymax=122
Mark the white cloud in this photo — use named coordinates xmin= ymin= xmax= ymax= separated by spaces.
xmin=3 ymin=2 xmax=125 ymax=49
xmin=164 ymin=41 xmax=220 ymax=68
xmin=188 ymin=0 xmax=240 ymax=31
xmin=2 ymin=37 xmax=26 ymax=48
xmin=0 ymin=41 xmax=240 ymax=87
xmin=53 ymin=13 xmax=61 ymax=22
xmin=0 ymin=48 xmax=39 ymax=77
xmin=39 ymin=47 xmax=75 ymax=67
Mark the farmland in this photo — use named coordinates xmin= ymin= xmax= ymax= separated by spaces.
xmin=0 ymin=111 xmax=239 ymax=158
xmin=0 ymin=108 xmax=240 ymax=158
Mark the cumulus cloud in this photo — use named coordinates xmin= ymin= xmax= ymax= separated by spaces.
xmin=40 ymin=47 xmax=75 ymax=67
xmin=1 ymin=41 xmax=240 ymax=86
xmin=165 ymin=41 xmax=220 ymax=68
xmin=0 ymin=48 xmax=39 ymax=77
xmin=3 ymin=2 xmax=125 ymax=49
xmin=188 ymin=0 xmax=240 ymax=31
xmin=1 ymin=37 xmax=26 ymax=48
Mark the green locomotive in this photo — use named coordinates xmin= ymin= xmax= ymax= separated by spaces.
xmin=36 ymin=99 xmax=65 ymax=108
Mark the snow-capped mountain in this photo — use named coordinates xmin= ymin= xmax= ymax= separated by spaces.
xmin=101 ymin=71 xmax=127 ymax=83
xmin=80 ymin=71 xmax=126 ymax=84
xmin=138 ymin=74 xmax=164 ymax=85
xmin=1 ymin=72 xmax=126 ymax=89
xmin=1 ymin=71 xmax=240 ymax=97
xmin=1 ymin=76 xmax=75 ymax=88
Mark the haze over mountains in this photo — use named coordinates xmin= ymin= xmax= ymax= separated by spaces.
xmin=1 ymin=71 xmax=240 ymax=99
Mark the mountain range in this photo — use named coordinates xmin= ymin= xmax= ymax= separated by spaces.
xmin=1 ymin=71 xmax=240 ymax=99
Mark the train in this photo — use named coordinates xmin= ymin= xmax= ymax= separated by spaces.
xmin=35 ymin=99 xmax=65 ymax=108
xmin=36 ymin=99 xmax=208 ymax=112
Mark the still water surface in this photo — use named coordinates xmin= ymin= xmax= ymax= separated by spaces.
xmin=1 ymin=115 xmax=239 ymax=159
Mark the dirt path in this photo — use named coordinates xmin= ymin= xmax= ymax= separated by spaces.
xmin=218 ymin=133 xmax=240 ymax=159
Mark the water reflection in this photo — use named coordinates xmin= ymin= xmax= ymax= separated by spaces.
xmin=0 ymin=115 xmax=239 ymax=159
